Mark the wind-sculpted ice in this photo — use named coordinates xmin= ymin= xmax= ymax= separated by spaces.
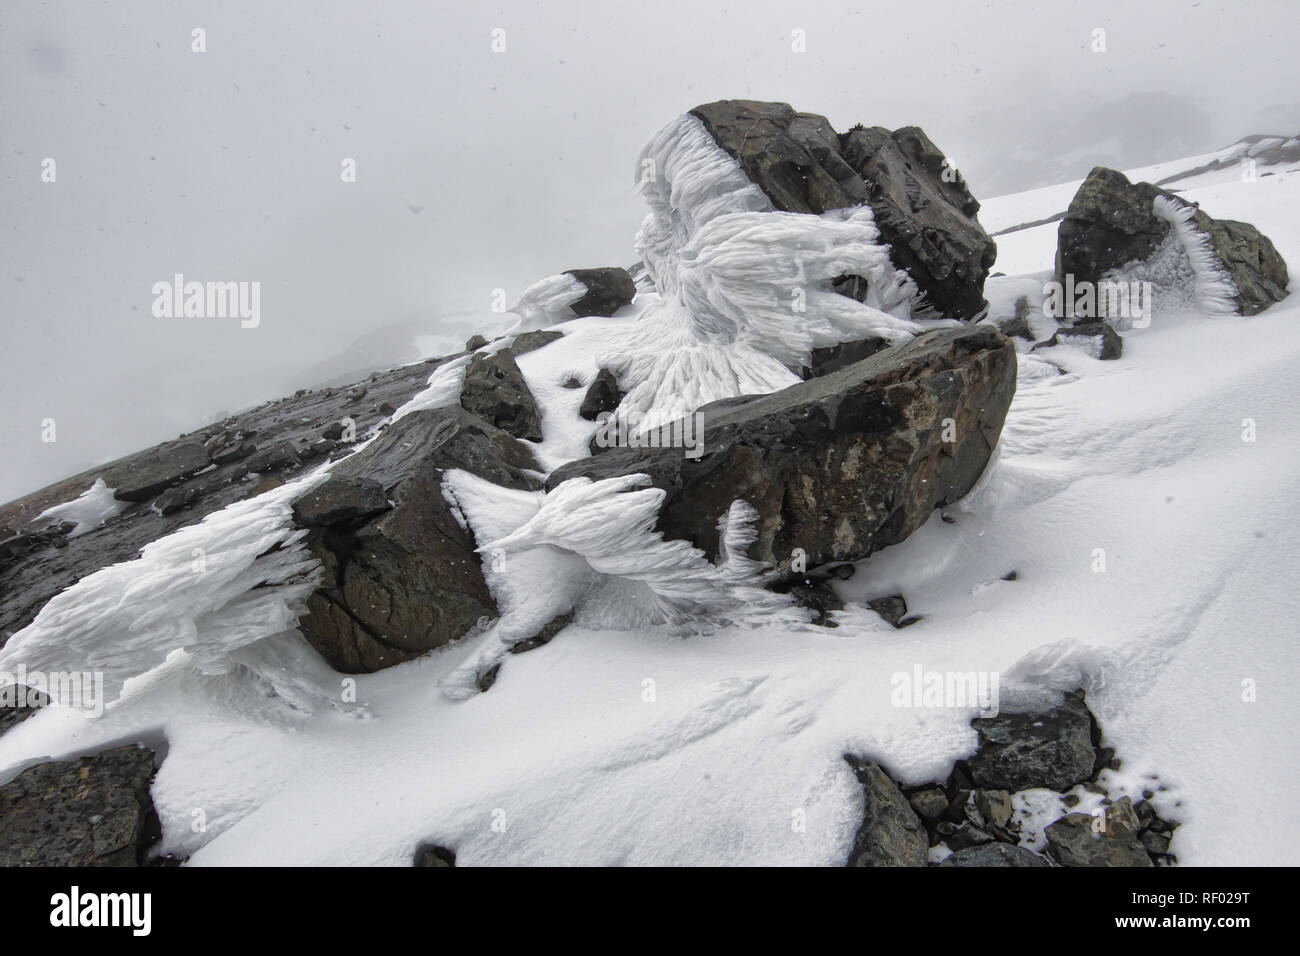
xmin=0 ymin=475 xmax=329 ymax=709
xmin=600 ymin=113 xmax=926 ymax=432
xmin=506 ymin=273 xmax=588 ymax=333
xmin=389 ymin=354 xmax=470 ymax=424
xmin=1101 ymin=195 xmax=1241 ymax=326
xmin=438 ymin=471 xmax=808 ymax=698
xmin=33 ymin=478 xmax=127 ymax=537
xmin=1151 ymin=195 xmax=1240 ymax=316
xmin=0 ymin=353 xmax=476 ymax=716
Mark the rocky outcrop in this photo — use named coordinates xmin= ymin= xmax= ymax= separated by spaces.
xmin=845 ymin=758 xmax=929 ymax=867
xmin=965 ymin=690 xmax=1097 ymax=793
xmin=549 ymin=326 xmax=1016 ymax=574
xmin=690 ymin=100 xmax=998 ymax=319
xmin=1056 ymin=166 xmax=1290 ymax=315
xmin=103 ymin=440 xmax=210 ymax=502
xmin=578 ymin=369 xmax=623 ymax=421
xmin=0 ymin=745 xmax=158 ymax=866
xmin=459 ymin=349 xmax=544 ymax=443
xmin=564 ymin=268 xmax=637 ymax=317
xmin=293 ymin=407 xmax=542 ymax=673
xmin=0 ymin=358 xmax=446 ymax=649
xmin=1045 ymin=797 xmax=1152 ymax=867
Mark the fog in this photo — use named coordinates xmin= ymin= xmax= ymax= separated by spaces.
xmin=2 ymin=0 xmax=1296 ymax=503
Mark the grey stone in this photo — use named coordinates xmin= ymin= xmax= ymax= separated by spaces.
xmin=549 ymin=326 xmax=1016 ymax=575
xmin=296 ymin=407 xmax=542 ymax=673
xmin=0 ymin=745 xmax=157 ymax=866
xmin=967 ymin=690 xmax=1097 ymax=793
xmin=459 ymin=349 xmax=544 ymax=443
xmin=845 ymin=758 xmax=928 ymax=867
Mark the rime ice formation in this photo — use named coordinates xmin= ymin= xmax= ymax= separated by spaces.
xmin=437 ymin=471 xmax=808 ymax=698
xmin=33 ymin=478 xmax=127 ymax=538
xmin=600 ymin=113 xmax=930 ymax=433
xmin=1094 ymin=195 xmax=1242 ymax=326
xmin=1151 ymin=195 xmax=1241 ymax=315
xmin=506 ymin=273 xmax=588 ymax=333
xmin=0 ymin=475 xmax=328 ymax=707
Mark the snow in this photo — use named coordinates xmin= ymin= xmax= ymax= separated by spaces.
xmin=32 ymin=478 xmax=127 ymax=537
xmin=0 ymin=140 xmax=1297 ymax=866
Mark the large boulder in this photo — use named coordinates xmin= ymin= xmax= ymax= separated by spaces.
xmin=965 ymin=690 xmax=1098 ymax=793
xmin=0 ymin=745 xmax=158 ymax=866
xmin=1056 ymin=166 xmax=1290 ymax=316
xmin=548 ymin=326 xmax=1016 ymax=573
xmin=844 ymin=758 xmax=929 ymax=867
xmin=459 ymin=349 xmax=544 ymax=443
xmin=564 ymin=267 xmax=637 ymax=317
xmin=293 ymin=407 xmax=542 ymax=673
xmin=690 ymin=100 xmax=998 ymax=319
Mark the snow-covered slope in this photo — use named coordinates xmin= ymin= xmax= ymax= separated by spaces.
xmin=0 ymin=145 xmax=1296 ymax=866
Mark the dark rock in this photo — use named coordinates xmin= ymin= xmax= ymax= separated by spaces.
xmin=967 ymin=690 xmax=1097 ymax=793
xmin=414 ymin=843 xmax=456 ymax=867
xmin=690 ymin=100 xmax=997 ymax=319
xmin=508 ymin=611 xmax=575 ymax=655
xmin=291 ymin=476 xmax=390 ymax=527
xmin=296 ymin=407 xmax=542 ymax=673
xmin=867 ymin=595 xmax=909 ymax=627
xmin=939 ymin=843 xmax=1050 ymax=867
xmin=975 ymin=789 xmax=1014 ymax=829
xmin=802 ymin=336 xmax=891 ymax=379
xmin=564 ymin=267 xmax=637 ymax=317
xmin=0 ymin=745 xmax=158 ymax=866
xmin=476 ymin=663 xmax=501 ymax=693
xmin=459 ymin=349 xmax=544 ymax=443
xmin=511 ymin=329 xmax=565 ymax=356
xmin=1036 ymin=320 xmax=1123 ymax=360
xmin=377 ymin=401 xmax=398 ymax=416
xmin=907 ymin=787 xmax=949 ymax=825
xmin=153 ymin=484 xmax=202 ymax=516
xmin=245 ymin=441 xmax=303 ymax=473
xmin=1057 ymin=166 xmax=1289 ymax=316
xmin=940 ymin=822 xmax=995 ymax=850
xmin=561 ymin=376 xmax=583 ymax=390
xmin=578 ymin=369 xmax=624 ymax=422
xmin=845 ymin=758 xmax=928 ymax=867
xmin=103 ymin=440 xmax=210 ymax=502
xmin=997 ymin=296 xmax=1035 ymax=342
xmin=549 ymin=326 xmax=1016 ymax=574
xmin=346 ymin=386 xmax=367 ymax=402
xmin=1139 ymin=829 xmax=1171 ymax=855
xmin=0 ymin=685 xmax=49 ymax=738
xmin=771 ymin=578 xmax=843 ymax=627
xmin=320 ymin=422 xmax=347 ymax=440
xmin=465 ymin=334 xmax=489 ymax=351
xmin=1045 ymin=807 xmax=1153 ymax=867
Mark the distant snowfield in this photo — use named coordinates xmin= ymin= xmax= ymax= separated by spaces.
xmin=1 ymin=154 xmax=1297 ymax=866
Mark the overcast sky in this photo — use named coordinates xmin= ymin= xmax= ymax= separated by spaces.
xmin=2 ymin=0 xmax=1297 ymax=503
